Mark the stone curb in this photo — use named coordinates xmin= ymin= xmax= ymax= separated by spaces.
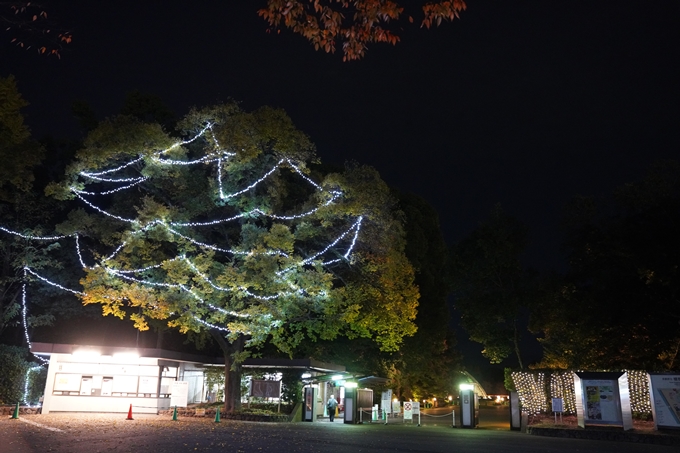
xmin=527 ymin=426 xmax=680 ymax=446
xmin=158 ymin=408 xmax=288 ymax=422
xmin=0 ymin=406 xmax=40 ymax=416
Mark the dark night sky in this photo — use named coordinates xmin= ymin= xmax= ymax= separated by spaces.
xmin=2 ymin=1 xmax=679 ymax=371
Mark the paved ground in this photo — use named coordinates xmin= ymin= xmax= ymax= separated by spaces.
xmin=1 ymin=411 xmax=674 ymax=453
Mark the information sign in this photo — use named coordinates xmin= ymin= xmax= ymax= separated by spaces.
xmin=583 ymin=380 xmax=621 ymax=422
xmin=574 ymin=372 xmax=633 ymax=430
xmin=170 ymin=381 xmax=189 ymax=407
xmin=403 ymin=402 xmax=413 ymax=420
xmin=381 ymin=389 xmax=392 ymax=414
xmin=249 ymin=379 xmax=282 ymax=398
xmin=649 ymin=373 xmax=680 ymax=429
xmin=392 ymin=400 xmax=401 ymax=414
xmin=552 ymin=397 xmax=564 ymax=413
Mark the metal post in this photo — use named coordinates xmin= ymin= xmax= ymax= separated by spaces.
xmin=359 ymin=407 xmax=363 ymax=424
xmin=418 ymin=411 xmax=421 ymax=427
xmin=452 ymin=410 xmax=455 ymax=428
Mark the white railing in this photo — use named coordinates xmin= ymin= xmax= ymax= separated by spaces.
xmin=359 ymin=407 xmax=456 ymax=427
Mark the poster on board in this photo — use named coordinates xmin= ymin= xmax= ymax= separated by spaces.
xmin=574 ymin=372 xmax=632 ymax=430
xmin=583 ymin=380 xmax=622 ymax=422
xmin=648 ymin=373 xmax=680 ymax=429
xmin=170 ymin=381 xmax=189 ymax=407
xmin=249 ymin=380 xmax=281 ymax=398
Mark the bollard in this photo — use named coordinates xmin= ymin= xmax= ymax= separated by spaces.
xmin=452 ymin=409 xmax=455 ymax=428
xmin=214 ymin=407 xmax=221 ymax=423
xmin=10 ymin=402 xmax=19 ymax=419
xmin=172 ymin=406 xmax=178 ymax=421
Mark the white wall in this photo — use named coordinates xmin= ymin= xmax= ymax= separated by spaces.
xmin=42 ymin=353 xmax=181 ymax=414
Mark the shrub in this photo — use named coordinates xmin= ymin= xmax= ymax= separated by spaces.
xmin=0 ymin=345 xmax=29 ymax=405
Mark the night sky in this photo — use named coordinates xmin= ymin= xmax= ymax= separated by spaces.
xmin=2 ymin=1 xmax=679 ymax=372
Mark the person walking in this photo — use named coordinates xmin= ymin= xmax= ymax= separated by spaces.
xmin=327 ymin=394 xmax=338 ymax=422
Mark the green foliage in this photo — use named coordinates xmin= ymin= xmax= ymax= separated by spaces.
xmin=0 ymin=344 xmax=29 ymax=404
xmin=503 ymin=368 xmax=516 ymax=392
xmin=120 ymin=91 xmax=176 ymax=132
xmin=291 ymin=192 xmax=458 ymax=401
xmin=203 ymin=366 xmax=225 ymax=402
xmin=449 ymin=204 xmax=533 ymax=368
xmin=0 ymin=78 xmax=82 ymax=338
xmin=532 ymin=161 xmax=680 ymax=370
xmin=51 ymin=102 xmax=418 ymax=410
xmin=26 ymin=365 xmax=47 ymax=404
xmin=280 ymin=369 xmax=302 ymax=404
xmin=387 ymin=191 xmax=460 ymax=399
xmin=0 ymin=75 xmax=45 ymax=200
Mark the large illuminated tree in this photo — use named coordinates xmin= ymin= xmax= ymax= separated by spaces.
xmin=47 ymin=103 xmax=418 ymax=411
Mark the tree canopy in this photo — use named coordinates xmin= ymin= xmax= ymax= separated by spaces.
xmin=531 ymin=161 xmax=680 ymax=371
xmin=293 ymin=191 xmax=460 ymax=400
xmin=42 ymin=102 xmax=418 ymax=410
xmin=259 ymin=0 xmax=466 ymax=61
xmin=449 ymin=204 xmax=533 ymax=369
xmin=0 ymin=2 xmax=72 ymax=57
xmin=0 ymin=75 xmax=82 ymax=342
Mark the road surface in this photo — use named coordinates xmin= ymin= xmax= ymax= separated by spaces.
xmin=0 ymin=411 xmax=672 ymax=453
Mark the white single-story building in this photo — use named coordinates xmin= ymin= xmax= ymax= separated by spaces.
xmin=31 ymin=342 xmax=349 ymax=415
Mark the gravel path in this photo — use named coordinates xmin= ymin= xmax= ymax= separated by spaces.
xmin=1 ymin=413 xmax=675 ymax=453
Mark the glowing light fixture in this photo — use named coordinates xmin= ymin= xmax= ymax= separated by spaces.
xmin=73 ymin=349 xmax=101 ymax=359
xmin=113 ymin=352 xmax=139 ymax=361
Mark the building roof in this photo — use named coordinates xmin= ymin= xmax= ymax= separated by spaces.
xmin=30 ymin=342 xmax=346 ymax=373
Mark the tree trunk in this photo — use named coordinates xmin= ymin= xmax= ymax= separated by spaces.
xmin=513 ymin=320 xmax=524 ymax=370
xmin=211 ymin=331 xmax=246 ymax=413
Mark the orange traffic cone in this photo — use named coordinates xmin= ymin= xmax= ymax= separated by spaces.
xmin=126 ymin=404 xmax=134 ymax=420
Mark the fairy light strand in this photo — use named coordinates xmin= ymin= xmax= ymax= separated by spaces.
xmin=24 ymin=267 xmax=86 ymax=295
xmin=72 ymin=192 xmax=137 ymax=223
xmin=513 ymin=370 xmax=652 ymax=417
xmin=72 ymin=178 xmax=148 ymax=196
xmin=0 ymin=226 xmax=66 ymax=241
xmin=4 ymin=120 xmax=368 ymax=378
xmin=220 ymin=159 xmax=285 ymax=200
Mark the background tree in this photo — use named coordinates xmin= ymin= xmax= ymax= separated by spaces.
xmin=391 ymin=191 xmax=460 ymax=399
xmin=290 ymin=190 xmax=460 ymax=401
xmin=259 ymin=0 xmax=466 ymax=61
xmin=0 ymin=75 xmax=83 ymax=343
xmin=0 ymin=75 xmax=44 ymax=200
xmin=47 ymin=103 xmax=418 ymax=412
xmin=532 ymin=161 xmax=680 ymax=370
xmin=449 ymin=204 xmax=534 ymax=369
xmin=0 ymin=2 xmax=72 ymax=57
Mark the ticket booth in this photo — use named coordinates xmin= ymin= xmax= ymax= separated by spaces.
xmin=343 ymin=384 xmax=373 ymax=424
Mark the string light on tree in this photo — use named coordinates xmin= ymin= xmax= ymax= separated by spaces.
xmin=1 ymin=104 xmax=419 ymax=413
